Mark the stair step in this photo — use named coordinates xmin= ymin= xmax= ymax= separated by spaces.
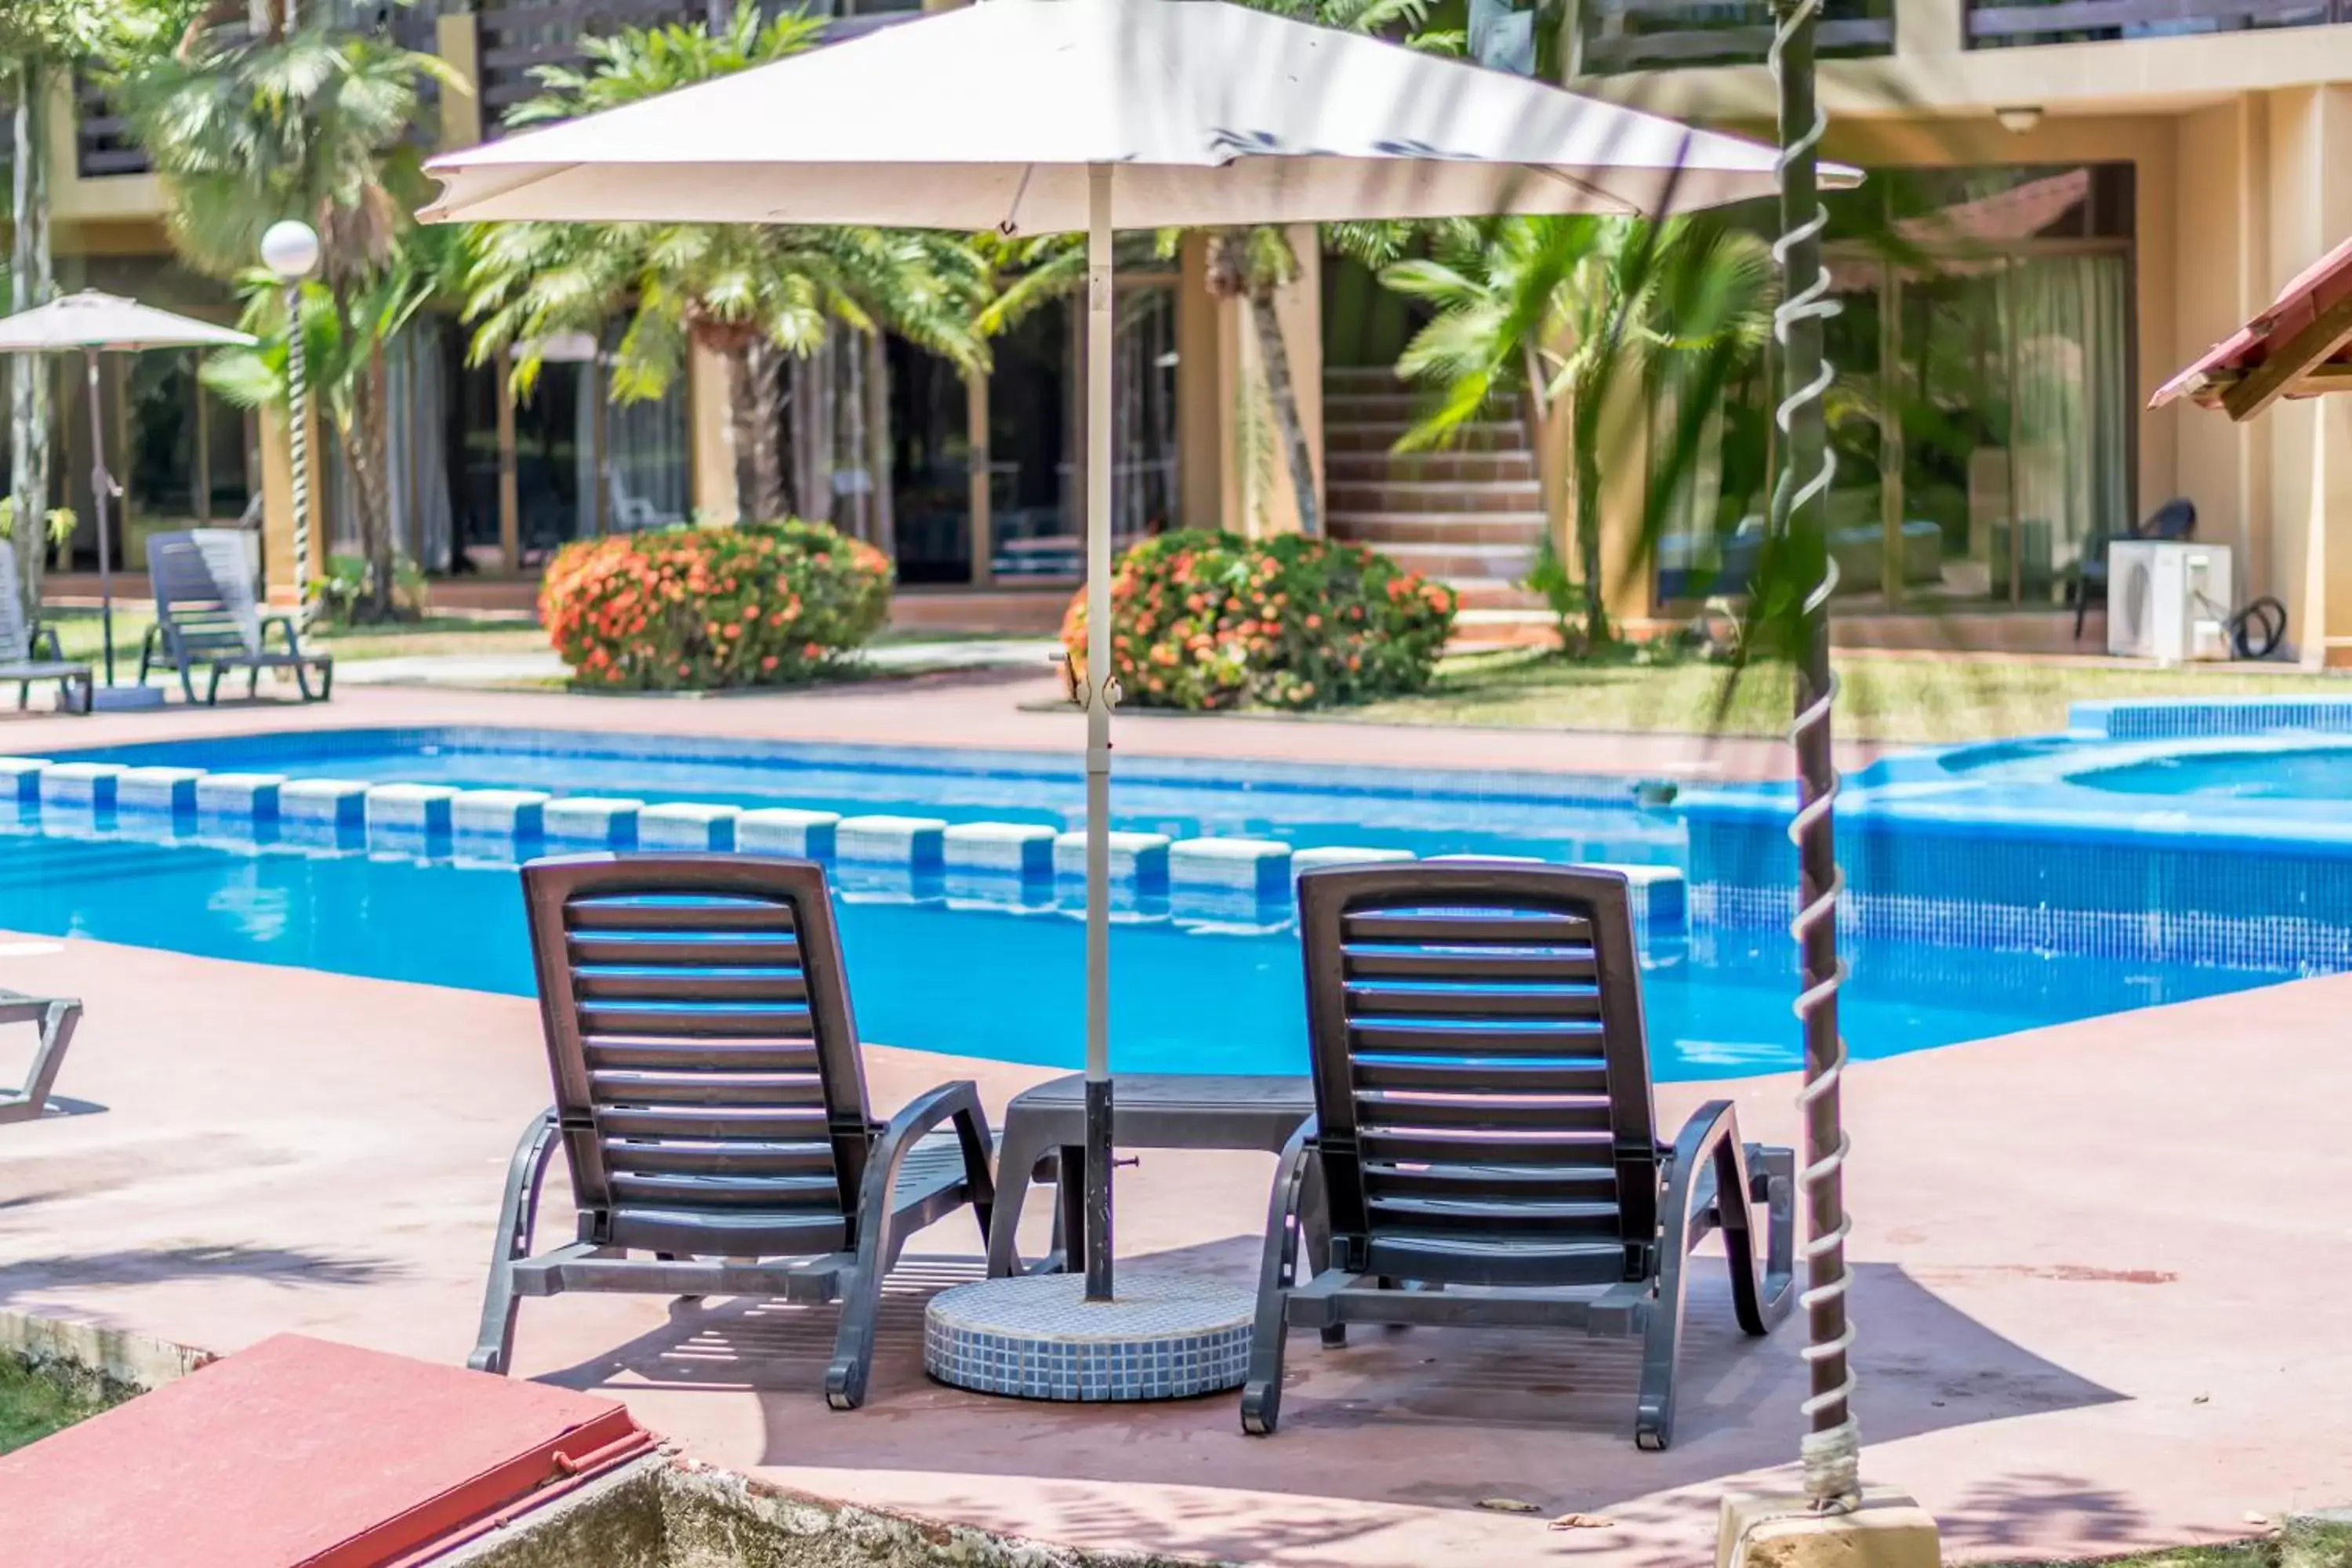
xmin=1334 ymin=515 xmax=1549 ymax=547
xmin=1324 ymin=365 xmax=1408 ymax=390
xmin=1329 ymin=480 xmax=1545 ymax=516
xmin=1366 ymin=541 xmax=1540 ymax=581
xmin=1326 ymin=421 xmax=1528 ymax=453
xmin=1448 ymin=578 xmax=1549 ymax=612
xmin=1327 ymin=449 xmax=1540 ymax=483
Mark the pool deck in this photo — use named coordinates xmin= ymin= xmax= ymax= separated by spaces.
xmin=2 ymin=931 xmax=2344 ymax=1566
xmin=0 ymin=672 xmax=1878 ymax=783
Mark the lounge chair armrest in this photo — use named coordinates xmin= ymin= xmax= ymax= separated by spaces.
xmin=31 ymin=627 xmax=64 ymax=662
xmin=260 ymin=613 xmax=304 ymax=657
xmin=859 ymin=1079 xmax=996 ymax=1229
xmin=1661 ymin=1100 xmax=1791 ymax=1337
xmin=1254 ymin=1117 xmax=1321 ymax=1294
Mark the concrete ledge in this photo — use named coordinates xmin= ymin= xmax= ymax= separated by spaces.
xmin=1290 ymin=845 xmax=1417 ymax=873
xmin=365 ymin=782 xmax=460 ymax=835
xmin=1054 ymin=829 xmax=1172 ymax=887
xmin=194 ymin=772 xmax=286 ymax=818
xmin=943 ymin=822 xmax=1057 ymax=878
xmin=279 ymin=779 xmax=371 ymax=826
xmin=452 ymin=789 xmax=552 ymax=838
xmin=543 ymin=797 xmax=644 ymax=848
xmin=638 ymin=802 xmax=742 ymax=852
xmin=738 ymin=807 xmax=840 ymax=860
xmin=1590 ymin=862 xmax=1690 ymax=938
xmin=39 ymin=761 xmax=125 ymax=809
xmin=1170 ymin=837 xmax=1293 ymax=899
xmin=839 ymin=814 xmax=948 ymax=869
xmin=116 ymin=766 xmax=206 ymax=815
xmin=0 ymin=1308 xmax=214 ymax=1402
xmin=0 ymin=757 xmax=51 ymax=803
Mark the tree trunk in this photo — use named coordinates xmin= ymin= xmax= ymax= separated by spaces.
xmin=744 ymin=339 xmax=786 ymax=522
xmin=727 ymin=343 xmax=760 ymax=519
xmin=9 ymin=62 xmax=56 ymax=622
xmin=863 ymin=332 xmax=895 ymax=562
xmin=1246 ymin=287 xmax=1318 ymax=539
xmin=343 ymin=337 xmax=397 ymax=622
xmin=788 ymin=332 xmax=835 ymax=527
xmin=1570 ymin=374 xmax=1610 ymax=647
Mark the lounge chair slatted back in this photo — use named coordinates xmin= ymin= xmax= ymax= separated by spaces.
xmin=1244 ymin=859 xmax=1791 ymax=1449
xmin=148 ymin=532 xmax=257 ymax=657
xmin=476 ymin=853 xmax=993 ymax=1408
xmin=1303 ymin=863 xmax=1660 ymax=1290
xmin=523 ymin=855 xmax=873 ymax=1257
xmin=0 ymin=550 xmax=34 ymax=664
xmin=0 ymin=548 xmax=93 ymax=714
xmin=141 ymin=529 xmax=332 ymax=703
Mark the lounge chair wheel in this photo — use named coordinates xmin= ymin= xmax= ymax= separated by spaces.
xmin=1240 ymin=1380 xmax=1280 ymax=1436
xmin=1635 ymin=1425 xmax=1667 ymax=1453
xmin=825 ymin=1355 xmax=867 ymax=1411
xmin=1319 ymin=1324 xmax=1347 ymax=1348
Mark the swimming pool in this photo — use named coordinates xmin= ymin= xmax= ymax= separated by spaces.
xmin=0 ymin=820 xmax=2277 ymax=1080
xmin=58 ymin=727 xmax=1683 ymax=866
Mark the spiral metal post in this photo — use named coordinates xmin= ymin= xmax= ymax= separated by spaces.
xmin=1769 ymin=0 xmax=1860 ymax=1515
xmin=285 ymin=279 xmax=314 ymax=633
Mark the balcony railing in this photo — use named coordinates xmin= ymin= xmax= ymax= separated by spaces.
xmin=1966 ymin=0 xmax=2352 ymax=48
xmin=1576 ymin=0 xmax=1893 ymax=74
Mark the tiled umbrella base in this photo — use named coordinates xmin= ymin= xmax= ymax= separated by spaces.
xmin=924 ymin=1271 xmax=1254 ymax=1402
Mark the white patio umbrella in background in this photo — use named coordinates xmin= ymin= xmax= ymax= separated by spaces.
xmin=423 ymin=0 xmax=1855 ymax=1306
xmin=0 ymin=291 xmax=256 ymax=710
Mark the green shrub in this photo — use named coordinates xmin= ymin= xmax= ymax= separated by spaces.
xmin=316 ymin=554 xmax=430 ymax=624
xmin=1064 ymin=529 xmax=1457 ymax=711
xmin=541 ymin=519 xmax=892 ymax=691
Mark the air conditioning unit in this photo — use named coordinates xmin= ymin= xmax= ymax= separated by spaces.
xmin=2108 ymin=540 xmax=2234 ymax=664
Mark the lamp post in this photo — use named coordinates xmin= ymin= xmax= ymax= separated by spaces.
xmin=260 ymin=220 xmax=321 ymax=628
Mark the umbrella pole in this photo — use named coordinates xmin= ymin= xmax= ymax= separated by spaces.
xmin=1083 ymin=162 xmax=1116 ymax=1303
xmin=84 ymin=350 xmax=114 ymax=688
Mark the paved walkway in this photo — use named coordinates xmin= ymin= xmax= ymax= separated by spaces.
xmin=0 ymin=667 xmax=1867 ymax=782
xmin=0 ymin=932 xmax=2340 ymax=1566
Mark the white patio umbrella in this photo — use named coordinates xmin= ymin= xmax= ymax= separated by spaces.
xmin=423 ymin=0 xmax=1855 ymax=1300
xmin=0 ymin=291 xmax=256 ymax=704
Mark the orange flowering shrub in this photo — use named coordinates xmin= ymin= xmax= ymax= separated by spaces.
xmin=541 ymin=520 xmax=891 ymax=691
xmin=1064 ymin=529 xmax=1456 ymax=711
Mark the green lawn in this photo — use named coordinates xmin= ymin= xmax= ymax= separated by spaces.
xmin=42 ymin=609 xmax=549 ymax=666
xmin=0 ymin=1357 xmax=114 ymax=1455
xmin=1338 ymin=648 xmax=2351 ymax=745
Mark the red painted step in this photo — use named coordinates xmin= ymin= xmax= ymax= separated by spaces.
xmin=0 ymin=1334 xmax=656 ymax=1568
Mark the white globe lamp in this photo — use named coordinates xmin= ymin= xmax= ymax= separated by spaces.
xmin=260 ymin=220 xmax=322 ymax=281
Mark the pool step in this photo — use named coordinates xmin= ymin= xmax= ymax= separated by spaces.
xmin=0 ymin=752 xmax=1690 ymax=938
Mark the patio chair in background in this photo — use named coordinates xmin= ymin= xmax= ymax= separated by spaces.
xmin=0 ymin=550 xmax=92 ymax=715
xmin=2073 ymin=496 xmax=2197 ymax=641
xmin=470 ymin=854 xmax=997 ymax=1409
xmin=1241 ymin=862 xmax=1795 ymax=1451
xmin=139 ymin=529 xmax=333 ymax=704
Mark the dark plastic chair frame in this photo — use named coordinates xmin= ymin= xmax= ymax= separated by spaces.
xmin=138 ymin=530 xmax=333 ymax=705
xmin=2072 ymin=496 xmax=2196 ymax=641
xmin=1241 ymin=862 xmax=1795 ymax=1451
xmin=470 ymin=854 xmax=996 ymax=1409
xmin=0 ymin=550 xmax=91 ymax=715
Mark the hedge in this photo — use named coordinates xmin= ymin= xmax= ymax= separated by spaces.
xmin=541 ymin=519 xmax=891 ymax=691
xmin=1064 ymin=529 xmax=1457 ymax=711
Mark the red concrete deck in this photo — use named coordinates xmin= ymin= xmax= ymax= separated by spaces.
xmin=1 ymin=930 xmax=2343 ymax=1566
xmin=0 ymin=670 xmax=1871 ymax=783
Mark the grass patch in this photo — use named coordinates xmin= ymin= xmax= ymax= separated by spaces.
xmin=1335 ymin=647 xmax=2350 ymax=744
xmin=42 ymin=609 xmax=547 ymax=666
xmin=1993 ymin=1520 xmax=2352 ymax=1567
xmin=0 ymin=1355 xmax=114 ymax=1455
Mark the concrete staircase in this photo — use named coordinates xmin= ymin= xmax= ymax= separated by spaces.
xmin=1322 ymin=366 xmax=1550 ymax=637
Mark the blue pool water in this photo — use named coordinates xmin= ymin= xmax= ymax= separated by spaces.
xmin=63 ymin=727 xmax=1684 ymax=864
xmin=2074 ymin=746 xmax=2352 ymax=800
xmin=0 ymin=822 xmax=2278 ymax=1080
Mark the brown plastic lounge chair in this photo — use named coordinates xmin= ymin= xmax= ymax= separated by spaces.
xmin=470 ymin=853 xmax=996 ymax=1409
xmin=0 ymin=550 xmax=92 ymax=715
xmin=1241 ymin=861 xmax=1794 ymax=1450
xmin=139 ymin=530 xmax=332 ymax=704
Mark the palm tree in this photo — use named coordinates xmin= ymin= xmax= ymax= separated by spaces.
xmin=1383 ymin=213 xmax=1773 ymax=646
xmin=118 ymin=10 xmax=452 ymax=619
xmin=2 ymin=0 xmax=126 ymax=617
xmin=461 ymin=4 xmax=988 ymax=529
